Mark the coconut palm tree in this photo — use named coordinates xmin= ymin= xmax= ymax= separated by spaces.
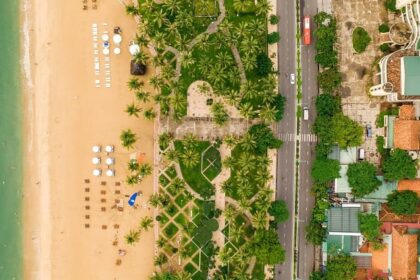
xmin=182 ymin=133 xmax=198 ymax=149
xmin=140 ymin=216 xmax=153 ymax=231
xmin=154 ymin=253 xmax=168 ymax=267
xmin=124 ymin=230 xmax=140 ymax=245
xmin=240 ymin=133 xmax=257 ymax=152
xmin=134 ymin=52 xmax=149 ymax=65
xmin=149 ymin=75 xmax=164 ymax=89
xmin=241 ymin=53 xmax=256 ymax=71
xmin=235 ymin=21 xmax=249 ymax=39
xmin=120 ymin=129 xmax=137 ymax=149
xmin=223 ymin=205 xmax=237 ymax=223
xmin=126 ymin=174 xmax=140 ymax=186
xmin=171 ymin=92 xmax=187 ymax=116
xmin=237 ymin=181 xmax=253 ymax=198
xmin=240 ymin=36 xmax=260 ymax=56
xmin=128 ymin=159 xmax=140 ymax=172
xmin=152 ymin=54 xmax=165 ymax=67
xmin=255 ymin=169 xmax=272 ymax=185
xmin=239 ymin=102 xmax=255 ymax=119
xmin=139 ymin=163 xmax=153 ymax=177
xmin=135 ymin=90 xmax=151 ymax=103
xmin=170 ymin=178 xmax=184 ymax=193
xmin=256 ymin=155 xmax=271 ymax=168
xmin=175 ymin=271 xmax=192 ymax=280
xmin=218 ymin=247 xmax=234 ymax=265
xmin=250 ymin=18 xmax=266 ymax=34
xmin=180 ymin=50 xmax=195 ymax=67
xmin=127 ymin=77 xmax=143 ymax=91
xmin=255 ymin=0 xmax=272 ymax=15
xmin=180 ymin=149 xmax=200 ymax=167
xmin=238 ymin=198 xmax=251 ymax=212
xmin=144 ymin=108 xmax=157 ymax=120
xmin=161 ymin=64 xmax=176 ymax=81
xmin=125 ymin=103 xmax=142 ymax=117
xmin=221 ymin=180 xmax=234 ymax=195
xmin=135 ymin=34 xmax=149 ymax=47
xmin=224 ymin=134 xmax=238 ymax=148
xmin=197 ymin=82 xmax=211 ymax=95
xmin=197 ymin=57 xmax=212 ymax=76
xmin=222 ymin=156 xmax=235 ymax=169
xmin=151 ymin=9 xmax=167 ymax=28
xmin=237 ymin=153 xmax=254 ymax=173
xmin=159 ymin=132 xmax=173 ymax=150
xmin=163 ymin=0 xmax=180 ymax=15
xmin=216 ymin=51 xmax=234 ymax=68
xmin=149 ymin=193 xmax=160 ymax=207
xmin=230 ymin=223 xmax=245 ymax=243
xmin=164 ymin=148 xmax=180 ymax=161
xmin=251 ymin=211 xmax=267 ymax=229
xmin=156 ymin=237 xmax=167 ymax=248
xmin=125 ymin=4 xmax=138 ymax=15
xmin=259 ymin=104 xmax=278 ymax=122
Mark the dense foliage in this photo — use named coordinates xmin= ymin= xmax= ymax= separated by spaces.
xmin=352 ymin=27 xmax=371 ymax=53
xmin=248 ymin=229 xmax=285 ymax=265
xmin=248 ymin=124 xmax=283 ymax=154
xmin=267 ymin=32 xmax=280 ymax=44
xmin=315 ymin=93 xmax=341 ymax=117
xmin=359 ymin=213 xmax=382 ymax=242
xmin=256 ymin=52 xmax=273 ymax=76
xmin=378 ymin=23 xmax=390 ymax=33
xmin=268 ymin=200 xmax=289 ymax=224
xmin=318 ymin=67 xmax=342 ymax=93
xmin=311 ymin=158 xmax=340 ymax=184
xmin=387 ymin=190 xmax=418 ymax=215
xmin=385 ymin=0 xmax=398 ymax=12
xmin=383 ymin=148 xmax=417 ymax=181
xmin=326 ymin=254 xmax=357 ymax=280
xmin=314 ymin=12 xmax=337 ymax=69
xmin=347 ymin=162 xmax=381 ymax=197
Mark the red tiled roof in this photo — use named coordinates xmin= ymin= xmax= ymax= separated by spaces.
xmin=394 ymin=119 xmax=420 ymax=150
xmin=391 ymin=226 xmax=418 ymax=280
xmin=399 ymin=105 xmax=416 ymax=120
xmin=398 ymin=180 xmax=420 ymax=195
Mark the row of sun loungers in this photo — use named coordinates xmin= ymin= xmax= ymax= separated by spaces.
xmin=92 ymin=23 xmax=112 ymax=88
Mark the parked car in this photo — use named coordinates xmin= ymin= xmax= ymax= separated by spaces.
xmin=303 ymin=106 xmax=309 ymax=120
xmin=358 ymin=148 xmax=365 ymax=160
xmin=366 ymin=124 xmax=372 ymax=138
xmin=290 ymin=73 xmax=295 ymax=84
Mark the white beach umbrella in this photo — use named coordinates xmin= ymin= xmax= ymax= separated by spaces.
xmin=106 ymin=169 xmax=115 ymax=177
xmin=106 ymin=157 xmax=115 ymax=165
xmin=129 ymin=44 xmax=140 ymax=55
xmin=113 ymin=34 xmax=122 ymax=45
xmin=92 ymin=169 xmax=102 ymax=176
xmin=92 ymin=145 xmax=101 ymax=153
xmin=113 ymin=47 xmax=121 ymax=55
xmin=92 ymin=157 xmax=101 ymax=165
xmin=105 ymin=145 xmax=114 ymax=153
xmin=103 ymin=48 xmax=110 ymax=55
xmin=101 ymin=34 xmax=109 ymax=41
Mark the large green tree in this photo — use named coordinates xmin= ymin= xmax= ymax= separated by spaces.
xmin=326 ymin=254 xmax=357 ymax=280
xmin=331 ymin=113 xmax=363 ymax=148
xmin=318 ymin=67 xmax=341 ymax=93
xmin=248 ymin=124 xmax=282 ymax=154
xmin=315 ymin=93 xmax=341 ymax=117
xmin=383 ymin=148 xmax=417 ymax=181
xmin=387 ymin=190 xmax=418 ymax=215
xmin=347 ymin=162 xmax=381 ymax=197
xmin=311 ymin=158 xmax=340 ymax=184
xmin=268 ymin=200 xmax=289 ymax=224
xmin=248 ymin=229 xmax=285 ymax=265
xmin=359 ymin=213 xmax=381 ymax=242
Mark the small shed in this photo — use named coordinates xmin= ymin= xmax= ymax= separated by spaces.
xmin=130 ymin=60 xmax=146 ymax=76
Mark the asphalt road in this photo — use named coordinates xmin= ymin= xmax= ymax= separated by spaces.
xmin=296 ymin=0 xmax=318 ymax=279
xmin=275 ymin=0 xmax=297 ymax=279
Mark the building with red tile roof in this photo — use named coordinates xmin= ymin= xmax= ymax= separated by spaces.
xmin=391 ymin=225 xmax=418 ymax=280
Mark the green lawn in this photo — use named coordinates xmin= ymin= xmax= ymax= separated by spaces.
xmin=165 ymin=165 xmax=177 ymax=179
xmin=175 ymin=193 xmax=189 ymax=208
xmin=164 ymin=223 xmax=179 ymax=239
xmin=174 ymin=140 xmax=215 ymax=198
xmin=202 ymin=145 xmax=222 ymax=181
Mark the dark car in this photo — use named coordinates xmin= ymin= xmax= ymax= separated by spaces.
xmin=366 ymin=124 xmax=372 ymax=138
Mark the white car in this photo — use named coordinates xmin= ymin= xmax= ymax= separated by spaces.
xmin=290 ymin=73 xmax=295 ymax=85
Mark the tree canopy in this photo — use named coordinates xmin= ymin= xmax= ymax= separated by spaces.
xmin=359 ymin=213 xmax=382 ymax=242
xmin=331 ymin=113 xmax=363 ymax=148
xmin=268 ymin=200 xmax=289 ymax=224
xmin=248 ymin=229 xmax=285 ymax=265
xmin=248 ymin=124 xmax=282 ymax=154
xmin=347 ymin=162 xmax=381 ymax=197
xmin=326 ymin=254 xmax=357 ymax=280
xmin=387 ymin=190 xmax=418 ymax=215
xmin=318 ymin=67 xmax=341 ymax=93
xmin=352 ymin=27 xmax=371 ymax=53
xmin=315 ymin=93 xmax=341 ymax=117
xmin=311 ymin=158 xmax=340 ymax=184
xmin=383 ymin=148 xmax=417 ymax=181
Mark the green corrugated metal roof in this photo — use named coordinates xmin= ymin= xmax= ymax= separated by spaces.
xmin=326 ymin=234 xmax=360 ymax=254
xmin=402 ymin=56 xmax=420 ymax=96
xmin=327 ymin=206 xmax=360 ymax=233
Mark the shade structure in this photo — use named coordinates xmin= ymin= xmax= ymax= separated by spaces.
xmin=92 ymin=157 xmax=101 ymax=164
xmin=92 ymin=169 xmax=102 ymax=176
xmin=113 ymin=47 xmax=121 ymax=55
xmin=128 ymin=192 xmax=138 ymax=206
xmin=113 ymin=34 xmax=122 ymax=44
xmin=103 ymin=48 xmax=110 ymax=55
xmin=92 ymin=145 xmax=101 ymax=153
xmin=129 ymin=44 xmax=140 ymax=55
xmin=105 ymin=145 xmax=114 ymax=153
xmin=106 ymin=169 xmax=115 ymax=177
xmin=105 ymin=157 xmax=115 ymax=165
xmin=101 ymin=34 xmax=109 ymax=41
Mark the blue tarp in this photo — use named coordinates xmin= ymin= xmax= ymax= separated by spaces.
xmin=128 ymin=192 xmax=138 ymax=206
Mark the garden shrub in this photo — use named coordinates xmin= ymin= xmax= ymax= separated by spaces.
xmin=267 ymin=32 xmax=280 ymax=44
xmin=378 ymin=23 xmax=390 ymax=33
xmin=269 ymin=14 xmax=279 ymax=25
xmin=256 ymin=53 xmax=273 ymax=77
xmin=352 ymin=27 xmax=371 ymax=53
xmin=379 ymin=43 xmax=390 ymax=52
xmin=385 ymin=0 xmax=398 ymax=12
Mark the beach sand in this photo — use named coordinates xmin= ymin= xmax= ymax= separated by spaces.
xmin=23 ymin=0 xmax=156 ymax=279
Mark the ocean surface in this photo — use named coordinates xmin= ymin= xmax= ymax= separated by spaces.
xmin=0 ymin=0 xmax=23 ymax=278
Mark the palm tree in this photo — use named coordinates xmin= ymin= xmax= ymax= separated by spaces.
xmin=223 ymin=205 xmax=236 ymax=223
xmin=125 ymin=4 xmax=138 ymax=15
xmin=241 ymin=53 xmax=256 ymax=71
xmin=126 ymin=174 xmax=140 ymax=186
xmin=134 ymin=52 xmax=149 ymax=65
xmin=135 ymin=34 xmax=149 ymax=48
xmin=255 ymin=169 xmax=272 ymax=185
xmin=163 ymin=0 xmax=180 ymax=15
xmin=138 ymin=163 xmax=153 ymax=177
xmin=239 ymin=102 xmax=255 ymax=119
xmin=135 ymin=90 xmax=151 ymax=103
xmin=250 ymin=18 xmax=266 ymax=34
xmin=182 ymin=133 xmax=198 ymax=149
xmin=224 ymin=134 xmax=238 ymax=148
xmin=156 ymin=237 xmax=167 ymax=248
xmin=255 ymin=0 xmax=272 ymax=16
xmin=149 ymin=75 xmax=164 ymax=89
xmin=235 ymin=21 xmax=249 ymax=39
xmin=140 ymin=216 xmax=153 ymax=231
xmin=170 ymin=178 xmax=184 ymax=193
xmin=149 ymin=193 xmax=160 ymax=207
xmin=127 ymin=77 xmax=143 ymax=91
xmin=222 ymin=156 xmax=235 ymax=169
xmin=171 ymin=92 xmax=187 ymax=115
xmin=237 ymin=153 xmax=254 ymax=173
xmin=218 ymin=247 xmax=234 ymax=265
xmin=164 ymin=148 xmax=179 ymax=161
xmin=124 ymin=230 xmax=140 ymax=245
xmin=230 ymin=223 xmax=245 ymax=243
xmin=237 ymin=181 xmax=253 ymax=198
xmin=125 ymin=103 xmax=142 ymax=117
xmin=175 ymin=272 xmax=192 ymax=280
xmin=197 ymin=82 xmax=211 ymax=95
xmin=154 ymin=253 xmax=168 ymax=267
xmin=238 ymin=198 xmax=251 ymax=212
xmin=128 ymin=159 xmax=140 ymax=172
xmin=252 ymin=211 xmax=267 ymax=229
xmin=240 ymin=36 xmax=260 ymax=56
xmin=233 ymin=0 xmax=249 ymax=13
xmin=120 ymin=129 xmax=137 ymax=149
xmin=161 ymin=64 xmax=175 ymax=81
xmin=152 ymin=9 xmax=167 ymax=28
xmin=215 ymin=51 xmax=234 ymax=68
xmin=240 ymin=133 xmax=257 ymax=152
xmin=152 ymin=55 xmax=165 ymax=67
xmin=180 ymin=149 xmax=200 ymax=167
xmin=259 ymin=104 xmax=278 ymax=122
xmin=144 ymin=108 xmax=157 ymax=120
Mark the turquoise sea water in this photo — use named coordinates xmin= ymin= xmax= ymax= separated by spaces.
xmin=0 ymin=0 xmax=23 ymax=279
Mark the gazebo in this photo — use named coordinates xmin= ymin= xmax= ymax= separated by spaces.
xmin=130 ymin=60 xmax=146 ymax=76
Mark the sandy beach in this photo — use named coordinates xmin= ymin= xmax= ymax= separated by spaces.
xmin=23 ymin=0 xmax=156 ymax=279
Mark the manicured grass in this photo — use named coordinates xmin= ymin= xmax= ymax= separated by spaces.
xmin=159 ymin=174 xmax=170 ymax=187
xmin=352 ymin=26 xmax=371 ymax=53
xmin=157 ymin=213 xmax=169 ymax=226
xmin=165 ymin=203 xmax=179 ymax=217
xmin=202 ymin=145 xmax=222 ymax=181
xmin=192 ymin=271 xmax=207 ymax=280
xmin=185 ymin=241 xmax=200 ymax=257
xmin=252 ymin=261 xmax=266 ymax=280
xmin=184 ymin=262 xmax=198 ymax=275
xmin=192 ymin=252 xmax=200 ymax=266
xmin=165 ymin=165 xmax=177 ymax=179
xmin=175 ymin=193 xmax=189 ymax=209
xmin=200 ymin=253 xmax=210 ymax=271
xmin=166 ymin=183 xmax=180 ymax=197
xmin=174 ymin=141 xmax=215 ymax=198
xmin=175 ymin=213 xmax=188 ymax=227
xmin=164 ymin=223 xmax=179 ymax=239
xmin=193 ymin=218 xmax=219 ymax=247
